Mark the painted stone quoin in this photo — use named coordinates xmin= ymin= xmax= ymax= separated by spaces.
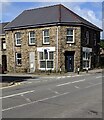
xmin=4 ymin=4 xmax=102 ymax=73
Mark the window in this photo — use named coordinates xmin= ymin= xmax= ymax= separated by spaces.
xmin=94 ymin=34 xmax=96 ymax=46
xmin=43 ymin=30 xmax=49 ymax=44
xmin=66 ymin=28 xmax=74 ymax=43
xmin=29 ymin=31 xmax=35 ymax=45
xmin=15 ymin=32 xmax=21 ymax=46
xmin=16 ymin=53 xmax=22 ymax=65
xmin=83 ymin=52 xmax=90 ymax=69
xmin=86 ymin=31 xmax=89 ymax=44
xmin=39 ymin=50 xmax=54 ymax=70
xmin=1 ymin=38 xmax=6 ymax=50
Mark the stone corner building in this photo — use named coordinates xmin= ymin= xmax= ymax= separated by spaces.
xmin=4 ymin=4 xmax=102 ymax=73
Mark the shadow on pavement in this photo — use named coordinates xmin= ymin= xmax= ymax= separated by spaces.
xmin=1 ymin=76 xmax=38 ymax=83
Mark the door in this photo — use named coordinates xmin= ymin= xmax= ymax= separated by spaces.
xmin=65 ymin=52 xmax=74 ymax=72
xmin=2 ymin=55 xmax=7 ymax=72
xmin=29 ymin=52 xmax=35 ymax=73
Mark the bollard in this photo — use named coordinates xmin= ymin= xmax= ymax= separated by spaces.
xmin=86 ymin=67 xmax=88 ymax=73
xmin=60 ymin=67 xmax=62 ymax=74
xmin=77 ymin=66 xmax=80 ymax=74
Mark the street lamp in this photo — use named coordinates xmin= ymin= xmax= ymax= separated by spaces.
xmin=44 ymin=49 xmax=48 ymax=73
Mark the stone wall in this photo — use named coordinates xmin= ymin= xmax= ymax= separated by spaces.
xmin=6 ymin=25 xmax=81 ymax=73
xmin=6 ymin=26 xmax=58 ymax=73
xmin=81 ymin=26 xmax=100 ymax=69
xmin=58 ymin=26 xmax=81 ymax=72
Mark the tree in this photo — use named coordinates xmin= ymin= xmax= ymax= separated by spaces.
xmin=100 ymin=40 xmax=104 ymax=49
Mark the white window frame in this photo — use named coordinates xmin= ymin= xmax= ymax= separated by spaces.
xmin=16 ymin=53 xmax=22 ymax=66
xmin=43 ymin=29 xmax=50 ymax=44
xmin=39 ymin=51 xmax=54 ymax=70
xmin=66 ymin=28 xmax=75 ymax=43
xmin=15 ymin=32 xmax=21 ymax=46
xmin=3 ymin=42 xmax=6 ymax=50
xmin=29 ymin=31 xmax=35 ymax=45
xmin=1 ymin=39 xmax=6 ymax=50
xmin=83 ymin=52 xmax=91 ymax=69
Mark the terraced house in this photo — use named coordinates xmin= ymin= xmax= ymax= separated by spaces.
xmin=0 ymin=22 xmax=9 ymax=73
xmin=4 ymin=4 xmax=102 ymax=73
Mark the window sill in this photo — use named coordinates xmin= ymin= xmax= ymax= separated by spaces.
xmin=66 ymin=42 xmax=75 ymax=44
xmin=16 ymin=64 xmax=22 ymax=67
xmin=43 ymin=43 xmax=50 ymax=45
xmin=15 ymin=45 xmax=21 ymax=47
xmin=2 ymin=49 xmax=6 ymax=51
xmin=28 ymin=43 xmax=36 ymax=46
xmin=39 ymin=68 xmax=54 ymax=70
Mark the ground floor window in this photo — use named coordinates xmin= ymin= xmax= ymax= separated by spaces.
xmin=39 ymin=51 xmax=54 ymax=70
xmin=83 ymin=52 xmax=91 ymax=69
xmin=16 ymin=53 xmax=22 ymax=65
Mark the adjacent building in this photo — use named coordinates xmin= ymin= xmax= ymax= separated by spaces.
xmin=4 ymin=4 xmax=102 ymax=73
xmin=0 ymin=22 xmax=9 ymax=72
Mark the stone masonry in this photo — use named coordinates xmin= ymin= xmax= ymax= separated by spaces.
xmin=6 ymin=25 xmax=81 ymax=73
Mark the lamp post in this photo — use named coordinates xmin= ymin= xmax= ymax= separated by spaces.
xmin=44 ymin=49 xmax=47 ymax=73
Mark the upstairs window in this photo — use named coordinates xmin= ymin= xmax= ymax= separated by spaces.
xmin=43 ymin=29 xmax=50 ymax=44
xmin=16 ymin=53 xmax=22 ymax=65
xmin=29 ymin=31 xmax=35 ymax=45
xmin=94 ymin=34 xmax=96 ymax=46
xmin=66 ymin=28 xmax=74 ymax=43
xmin=15 ymin=32 xmax=21 ymax=46
xmin=86 ymin=31 xmax=89 ymax=44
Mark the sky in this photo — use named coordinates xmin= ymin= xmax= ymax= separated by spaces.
xmin=0 ymin=1 xmax=104 ymax=38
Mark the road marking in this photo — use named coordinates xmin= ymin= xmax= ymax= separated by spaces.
xmin=2 ymin=91 xmax=70 ymax=112
xmin=61 ymin=76 xmax=66 ymax=78
xmin=0 ymin=90 xmax=35 ymax=99
xmin=96 ymin=76 xmax=102 ymax=79
xmin=56 ymin=82 xmax=71 ymax=87
xmin=56 ymin=79 xmax=85 ymax=87
xmin=0 ymin=84 xmax=18 ymax=89
xmin=66 ymin=76 xmax=71 ymax=78
xmin=57 ymin=77 xmax=61 ymax=79
xmin=96 ymin=76 xmax=104 ymax=79
xmin=2 ymin=82 xmax=101 ymax=112
xmin=74 ymin=86 xmax=80 ymax=89
xmin=85 ymin=82 xmax=101 ymax=88
xmin=71 ymin=79 xmax=85 ymax=83
xmin=48 ymin=88 xmax=60 ymax=94
xmin=21 ymin=94 xmax=31 ymax=102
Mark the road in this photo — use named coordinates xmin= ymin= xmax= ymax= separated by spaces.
xmin=1 ymin=72 xmax=103 ymax=118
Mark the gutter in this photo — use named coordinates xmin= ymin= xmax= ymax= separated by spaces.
xmin=4 ymin=22 xmax=102 ymax=32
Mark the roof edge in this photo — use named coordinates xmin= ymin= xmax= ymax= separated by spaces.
xmin=4 ymin=22 xmax=102 ymax=31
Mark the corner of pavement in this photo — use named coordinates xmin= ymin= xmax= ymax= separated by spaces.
xmin=0 ymin=68 xmax=103 ymax=88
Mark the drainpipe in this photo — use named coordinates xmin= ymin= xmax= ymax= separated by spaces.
xmin=56 ymin=26 xmax=59 ymax=72
xmin=12 ymin=31 xmax=16 ymax=73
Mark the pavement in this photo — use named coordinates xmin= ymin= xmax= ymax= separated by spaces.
xmin=0 ymin=68 xmax=103 ymax=88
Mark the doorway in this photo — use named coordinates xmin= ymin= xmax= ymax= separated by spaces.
xmin=65 ymin=51 xmax=74 ymax=72
xmin=2 ymin=55 xmax=7 ymax=72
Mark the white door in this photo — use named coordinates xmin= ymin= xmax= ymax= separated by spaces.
xmin=29 ymin=52 xmax=35 ymax=73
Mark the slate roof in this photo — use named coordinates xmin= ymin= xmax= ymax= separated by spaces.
xmin=4 ymin=4 xmax=102 ymax=31
xmin=0 ymin=22 xmax=9 ymax=35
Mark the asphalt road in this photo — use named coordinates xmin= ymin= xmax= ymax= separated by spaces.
xmin=1 ymin=72 xmax=103 ymax=118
